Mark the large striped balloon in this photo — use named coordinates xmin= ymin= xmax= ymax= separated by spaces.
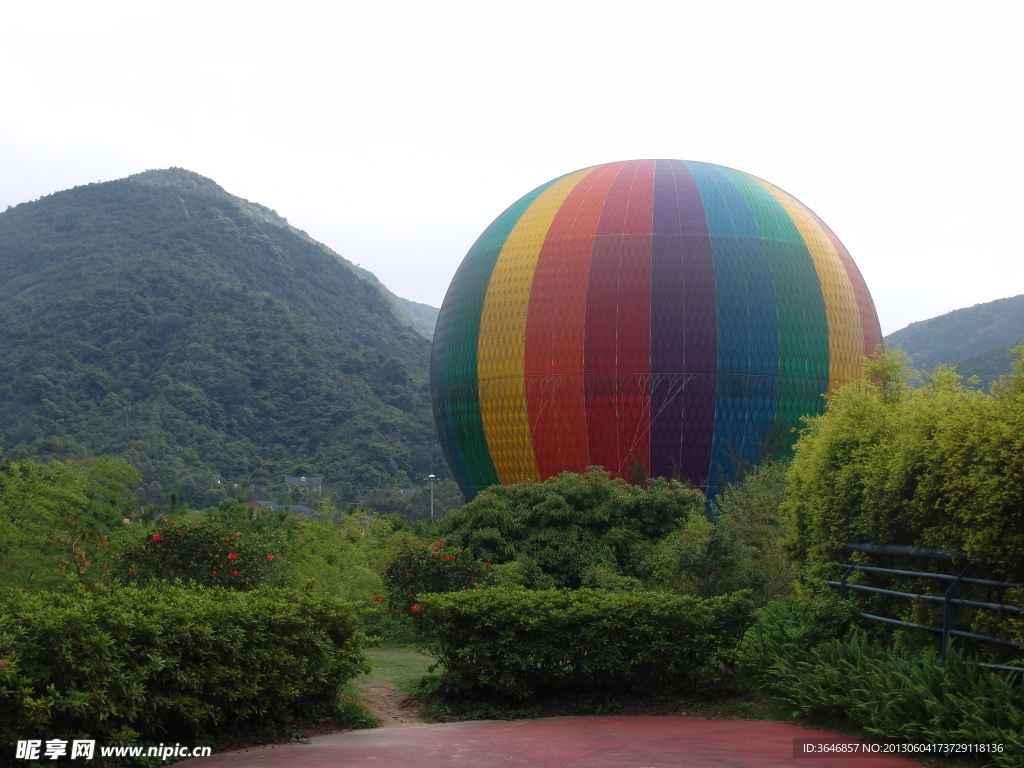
xmin=431 ymin=160 xmax=882 ymax=500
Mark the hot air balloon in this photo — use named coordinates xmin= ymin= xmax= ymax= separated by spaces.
xmin=430 ymin=160 xmax=881 ymax=500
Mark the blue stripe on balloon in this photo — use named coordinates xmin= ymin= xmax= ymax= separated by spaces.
xmin=685 ymin=161 xmax=780 ymax=497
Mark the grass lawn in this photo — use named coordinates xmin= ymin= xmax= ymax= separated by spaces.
xmin=359 ymin=641 xmax=437 ymax=691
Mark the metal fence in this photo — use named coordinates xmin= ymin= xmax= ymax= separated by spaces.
xmin=821 ymin=543 xmax=1024 ymax=671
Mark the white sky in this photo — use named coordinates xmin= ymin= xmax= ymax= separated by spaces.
xmin=1 ymin=0 xmax=1021 ymax=335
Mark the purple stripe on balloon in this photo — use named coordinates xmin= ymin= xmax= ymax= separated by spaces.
xmin=649 ymin=159 xmax=717 ymax=486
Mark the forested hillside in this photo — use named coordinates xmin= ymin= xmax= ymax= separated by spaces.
xmin=885 ymin=294 xmax=1024 ymax=386
xmin=0 ymin=169 xmax=445 ymax=508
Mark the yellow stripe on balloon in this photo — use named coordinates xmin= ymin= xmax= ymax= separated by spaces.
xmin=754 ymin=178 xmax=864 ymax=389
xmin=477 ymin=166 xmax=597 ymax=484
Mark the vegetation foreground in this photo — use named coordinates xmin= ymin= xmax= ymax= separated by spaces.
xmin=1 ymin=352 xmax=1024 ymax=766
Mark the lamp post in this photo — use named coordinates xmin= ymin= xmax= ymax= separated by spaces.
xmin=426 ymin=474 xmax=437 ymax=523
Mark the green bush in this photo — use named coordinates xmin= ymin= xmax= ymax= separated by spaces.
xmin=0 ymin=583 xmax=370 ymax=753
xmin=419 ymin=587 xmax=753 ymax=701
xmin=760 ymin=631 xmax=1024 ymax=767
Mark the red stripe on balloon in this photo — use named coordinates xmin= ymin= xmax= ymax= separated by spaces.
xmin=584 ymin=159 xmax=656 ymax=480
xmin=524 ymin=162 xmax=625 ymax=479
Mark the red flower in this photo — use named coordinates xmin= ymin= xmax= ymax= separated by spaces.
xmin=484 ymin=562 xmax=492 ymax=567
xmin=228 ymin=553 xmax=238 ymax=560
xmin=129 ymin=568 xmax=137 ymax=574
xmin=266 ymin=554 xmax=274 ymax=560
xmin=224 ymin=537 xmax=233 ymax=542
xmin=410 ymin=603 xmax=421 ymax=612
xmin=443 ymin=555 xmax=455 ymax=562
xmin=373 ymin=596 xmax=386 ymax=602
xmin=232 ymin=570 xmax=240 ymax=576
xmin=151 ymin=534 xmax=164 ymax=542
xmin=212 ymin=571 xmax=217 ymax=576
xmin=405 ymin=572 xmax=412 ymax=578
xmin=168 ymin=520 xmax=175 ymax=525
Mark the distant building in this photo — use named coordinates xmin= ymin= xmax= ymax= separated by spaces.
xmin=284 ymin=476 xmax=323 ymax=497
xmin=248 ymin=500 xmax=315 ymax=516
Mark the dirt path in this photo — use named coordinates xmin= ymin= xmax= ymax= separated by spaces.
xmin=360 ymin=681 xmax=423 ymax=726
xmin=354 ymin=644 xmax=433 ymax=727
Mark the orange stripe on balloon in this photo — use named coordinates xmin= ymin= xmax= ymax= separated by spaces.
xmin=524 ymin=162 xmax=627 ymax=479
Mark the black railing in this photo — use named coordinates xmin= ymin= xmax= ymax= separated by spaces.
xmin=821 ymin=543 xmax=1024 ymax=670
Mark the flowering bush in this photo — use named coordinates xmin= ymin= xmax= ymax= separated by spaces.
xmin=382 ymin=539 xmax=489 ymax=616
xmin=115 ymin=519 xmax=276 ymax=589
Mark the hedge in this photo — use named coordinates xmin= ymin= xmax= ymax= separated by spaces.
xmin=0 ymin=584 xmax=369 ymax=751
xmin=419 ymin=587 xmax=752 ymax=700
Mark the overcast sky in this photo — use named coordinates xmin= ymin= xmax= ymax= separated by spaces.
xmin=2 ymin=0 xmax=1021 ymax=335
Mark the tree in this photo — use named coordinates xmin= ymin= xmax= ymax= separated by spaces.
xmin=0 ymin=454 xmax=141 ymax=589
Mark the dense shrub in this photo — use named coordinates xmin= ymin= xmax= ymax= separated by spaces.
xmin=0 ymin=583 xmax=369 ymax=753
xmin=435 ymin=469 xmax=705 ymax=589
xmin=419 ymin=587 xmax=753 ymax=700
xmin=785 ymin=350 xmax=1024 ymax=583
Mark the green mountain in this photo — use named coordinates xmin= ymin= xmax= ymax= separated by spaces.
xmin=0 ymin=168 xmax=445 ymax=508
xmin=885 ymin=294 xmax=1024 ymax=387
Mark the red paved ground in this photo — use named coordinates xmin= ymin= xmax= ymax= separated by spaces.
xmin=189 ymin=717 xmax=925 ymax=768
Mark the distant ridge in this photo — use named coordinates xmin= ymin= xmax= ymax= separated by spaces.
xmin=885 ymin=294 xmax=1024 ymax=386
xmin=131 ymin=169 xmax=439 ymax=338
